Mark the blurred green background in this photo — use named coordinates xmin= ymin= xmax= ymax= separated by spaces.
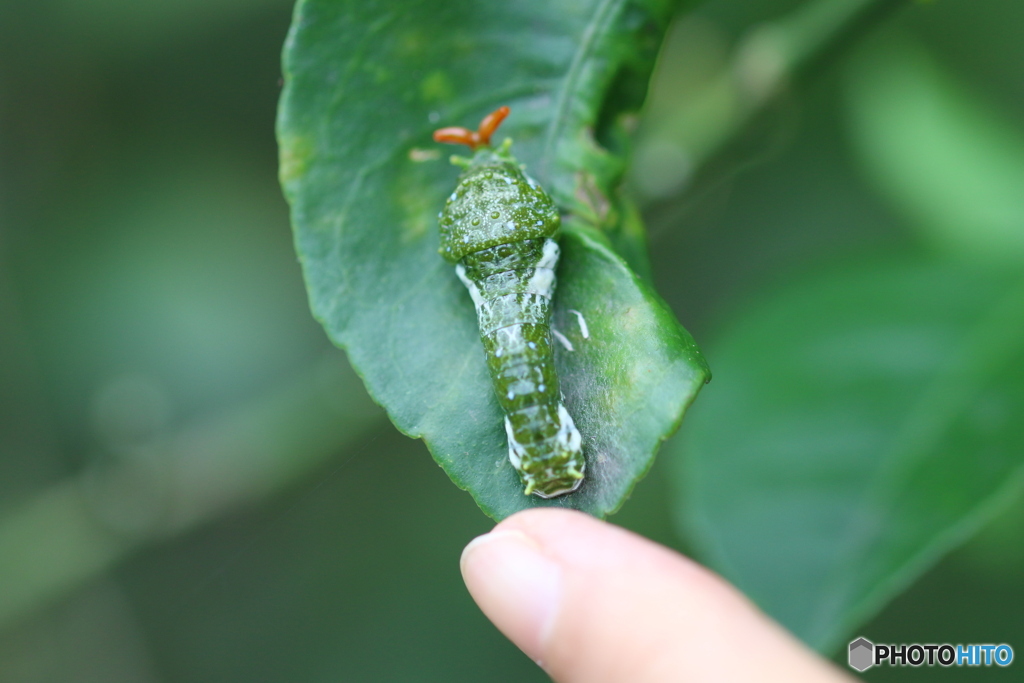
xmin=1 ymin=0 xmax=1021 ymax=681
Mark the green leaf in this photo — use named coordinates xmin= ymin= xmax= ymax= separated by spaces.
xmin=670 ymin=260 xmax=1024 ymax=651
xmin=277 ymin=0 xmax=709 ymax=519
xmin=845 ymin=36 xmax=1024 ymax=261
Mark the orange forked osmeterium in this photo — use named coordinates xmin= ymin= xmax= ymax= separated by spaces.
xmin=433 ymin=106 xmax=510 ymax=150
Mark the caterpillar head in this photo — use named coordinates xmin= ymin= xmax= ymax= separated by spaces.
xmin=434 ymin=107 xmax=560 ymax=262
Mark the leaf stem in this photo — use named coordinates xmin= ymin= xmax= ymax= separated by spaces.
xmin=634 ymin=0 xmax=910 ymax=205
xmin=0 ymin=356 xmax=383 ymax=629
xmin=708 ymin=0 xmax=909 ymax=169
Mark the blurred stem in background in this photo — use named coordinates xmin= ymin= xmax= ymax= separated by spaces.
xmin=632 ymin=0 xmax=908 ymax=204
xmin=0 ymin=355 xmax=384 ymax=631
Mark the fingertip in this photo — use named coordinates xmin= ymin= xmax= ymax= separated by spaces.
xmin=463 ymin=508 xmax=852 ymax=683
xmin=460 ymin=528 xmax=562 ymax=664
xmin=498 ymin=507 xmax=712 ymax=587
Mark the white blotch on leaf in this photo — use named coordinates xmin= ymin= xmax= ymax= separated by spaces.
xmin=569 ymin=309 xmax=590 ymax=339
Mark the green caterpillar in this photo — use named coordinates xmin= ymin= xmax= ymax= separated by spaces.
xmin=434 ymin=106 xmax=585 ymax=498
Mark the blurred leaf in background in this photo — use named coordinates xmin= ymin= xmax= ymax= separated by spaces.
xmin=845 ymin=34 xmax=1024 ymax=261
xmin=671 ymin=260 xmax=1024 ymax=652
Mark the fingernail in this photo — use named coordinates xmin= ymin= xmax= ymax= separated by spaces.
xmin=460 ymin=529 xmax=561 ymax=661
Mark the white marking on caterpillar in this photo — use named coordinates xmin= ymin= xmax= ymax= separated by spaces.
xmin=504 ymin=416 xmax=525 ymax=470
xmin=454 ymin=264 xmax=485 ymax=308
xmin=537 ymin=238 xmax=559 ymax=269
xmin=555 ymin=403 xmax=582 ymax=454
xmin=569 ymin=309 xmax=590 ymax=339
xmin=526 ymin=238 xmax=559 ymax=299
xmin=552 ymin=328 xmax=574 ymax=351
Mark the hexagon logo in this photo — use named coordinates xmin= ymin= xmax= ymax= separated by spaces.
xmin=849 ymin=637 xmax=874 ymax=672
